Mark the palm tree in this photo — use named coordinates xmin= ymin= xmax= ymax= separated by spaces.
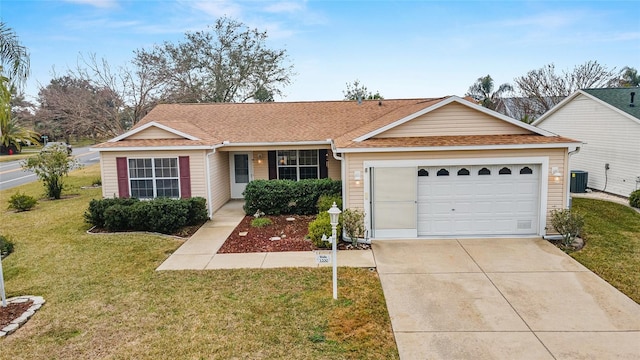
xmin=618 ymin=66 xmax=640 ymax=87
xmin=0 ymin=21 xmax=30 ymax=86
xmin=466 ymin=75 xmax=513 ymax=110
xmin=1 ymin=75 xmax=39 ymax=153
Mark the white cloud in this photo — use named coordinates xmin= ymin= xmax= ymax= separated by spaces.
xmin=63 ymin=0 xmax=119 ymax=9
xmin=189 ymin=0 xmax=243 ymax=18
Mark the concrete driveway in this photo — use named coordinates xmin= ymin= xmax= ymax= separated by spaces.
xmin=372 ymin=238 xmax=640 ymax=359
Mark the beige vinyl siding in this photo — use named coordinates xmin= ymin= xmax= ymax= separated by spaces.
xmin=252 ymin=151 xmax=269 ymax=180
xmin=344 ymin=148 xmax=568 ymax=234
xmin=375 ymin=102 xmax=531 ymax=138
xmin=100 ymin=150 xmax=208 ymax=199
xmin=327 ymin=154 xmax=341 ymax=179
xmin=208 ymin=150 xmax=230 ymax=213
xmin=537 ymin=94 xmax=640 ymax=197
xmin=127 ymin=127 xmax=185 ymax=140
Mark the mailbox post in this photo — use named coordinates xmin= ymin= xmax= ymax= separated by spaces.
xmin=327 ymin=202 xmax=341 ymax=300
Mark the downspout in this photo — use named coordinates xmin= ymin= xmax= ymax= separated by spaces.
xmin=328 ymin=139 xmax=345 ymax=208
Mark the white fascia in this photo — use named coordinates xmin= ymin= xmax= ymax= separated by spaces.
xmin=108 ymin=121 xmax=201 ymax=142
xmin=220 ymin=140 xmax=333 ymax=147
xmin=94 ymin=145 xmax=217 ymax=152
xmin=337 ymin=142 xmax=582 ymax=153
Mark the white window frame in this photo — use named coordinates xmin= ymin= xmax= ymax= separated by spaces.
xmin=128 ymin=157 xmax=180 ymax=199
xmin=276 ymin=150 xmax=319 ymax=180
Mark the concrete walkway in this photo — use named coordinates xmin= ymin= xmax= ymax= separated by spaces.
xmin=373 ymin=238 xmax=640 ymax=359
xmin=157 ymin=200 xmax=375 ymax=270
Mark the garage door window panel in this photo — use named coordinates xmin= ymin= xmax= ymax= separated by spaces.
xmin=437 ymin=168 xmax=449 ymax=176
xmin=499 ymin=167 xmax=512 ymax=175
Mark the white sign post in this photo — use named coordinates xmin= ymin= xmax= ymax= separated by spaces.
xmin=327 ymin=203 xmax=342 ymax=300
xmin=0 ymin=255 xmax=6 ymax=307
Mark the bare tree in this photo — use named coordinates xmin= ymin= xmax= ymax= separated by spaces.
xmin=608 ymin=66 xmax=640 ymax=87
xmin=513 ymin=61 xmax=617 ymax=116
xmin=343 ymin=79 xmax=383 ymax=101
xmin=35 ymin=75 xmax=124 ymax=142
xmin=133 ymin=17 xmax=294 ymax=104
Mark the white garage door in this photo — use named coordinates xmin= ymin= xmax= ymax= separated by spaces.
xmin=417 ymin=164 xmax=540 ymax=236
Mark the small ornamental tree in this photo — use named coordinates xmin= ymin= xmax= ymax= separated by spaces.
xmin=22 ymin=144 xmax=80 ymax=199
xmin=550 ymin=209 xmax=585 ymax=247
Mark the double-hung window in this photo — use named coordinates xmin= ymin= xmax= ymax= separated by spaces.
xmin=276 ymin=150 xmax=319 ymax=180
xmin=128 ymin=158 xmax=180 ymax=199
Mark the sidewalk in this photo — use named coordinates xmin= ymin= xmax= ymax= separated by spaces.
xmin=156 ymin=200 xmax=376 ymax=270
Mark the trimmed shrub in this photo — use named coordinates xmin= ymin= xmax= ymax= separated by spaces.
xmin=317 ymin=194 xmax=343 ymax=213
xmin=251 ymin=217 xmax=273 ymax=227
xmin=85 ymin=197 xmax=207 ymax=234
xmin=7 ymin=192 xmax=37 ymax=212
xmin=185 ymin=197 xmax=209 ymax=225
xmin=85 ymin=197 xmax=139 ymax=228
xmin=130 ymin=198 xmax=189 ymax=234
xmin=244 ymin=178 xmax=341 ymax=215
xmin=308 ymin=212 xmax=342 ymax=249
xmin=104 ymin=204 xmax=131 ymax=232
xmin=630 ymin=190 xmax=640 ymax=209
xmin=0 ymin=235 xmax=15 ymax=259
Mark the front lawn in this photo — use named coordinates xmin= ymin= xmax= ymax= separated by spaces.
xmin=570 ymin=198 xmax=640 ymax=303
xmin=0 ymin=164 xmax=398 ymax=359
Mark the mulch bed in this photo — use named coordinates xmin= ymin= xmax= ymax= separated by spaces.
xmin=217 ymin=215 xmax=317 ymax=253
xmin=87 ymin=222 xmax=205 ymax=239
xmin=0 ymin=300 xmax=33 ymax=330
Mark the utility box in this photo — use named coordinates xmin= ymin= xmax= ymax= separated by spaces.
xmin=570 ymin=170 xmax=588 ymax=193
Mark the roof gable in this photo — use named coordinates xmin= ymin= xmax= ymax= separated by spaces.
xmin=355 ymin=96 xmax=552 ymax=141
xmin=534 ymin=88 xmax=640 ymax=126
xmin=109 ymin=122 xmax=201 ymax=142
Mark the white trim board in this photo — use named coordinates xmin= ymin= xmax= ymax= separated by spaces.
xmin=109 ymin=121 xmax=201 ymax=142
xmin=362 ymin=156 xmax=550 ymax=237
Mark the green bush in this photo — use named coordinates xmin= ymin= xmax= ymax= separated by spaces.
xmin=630 ymin=190 xmax=640 ymax=209
xmin=317 ymin=195 xmax=343 ymax=212
xmin=550 ymin=209 xmax=585 ymax=247
xmin=7 ymin=192 xmax=38 ymax=212
xmin=130 ymin=198 xmax=189 ymax=234
xmin=244 ymin=178 xmax=341 ymax=215
xmin=85 ymin=197 xmax=208 ymax=234
xmin=308 ymin=212 xmax=342 ymax=249
xmin=251 ymin=217 xmax=273 ymax=227
xmin=185 ymin=197 xmax=209 ymax=225
xmin=104 ymin=204 xmax=132 ymax=232
xmin=0 ymin=234 xmax=15 ymax=259
xmin=342 ymin=208 xmax=365 ymax=245
xmin=85 ymin=197 xmax=139 ymax=228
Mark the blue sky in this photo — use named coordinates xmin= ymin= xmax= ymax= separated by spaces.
xmin=2 ymin=0 xmax=639 ymax=103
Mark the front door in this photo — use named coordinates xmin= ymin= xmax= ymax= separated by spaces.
xmin=230 ymin=152 xmax=252 ymax=198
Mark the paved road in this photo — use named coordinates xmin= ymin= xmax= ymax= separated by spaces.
xmin=0 ymin=146 xmax=100 ymax=191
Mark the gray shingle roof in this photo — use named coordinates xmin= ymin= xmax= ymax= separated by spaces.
xmin=582 ymin=87 xmax=640 ymax=120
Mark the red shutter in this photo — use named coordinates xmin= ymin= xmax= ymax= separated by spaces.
xmin=268 ymin=151 xmax=277 ymax=180
xmin=116 ymin=157 xmax=129 ymax=198
xmin=319 ymin=149 xmax=328 ymax=179
xmin=179 ymin=156 xmax=191 ymax=198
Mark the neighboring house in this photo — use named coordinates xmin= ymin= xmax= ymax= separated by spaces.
xmin=533 ymin=88 xmax=640 ymax=197
xmin=93 ymin=96 xmax=580 ymax=239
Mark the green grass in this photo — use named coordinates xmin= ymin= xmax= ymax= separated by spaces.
xmin=570 ymin=198 xmax=640 ymax=303
xmin=0 ymin=164 xmax=398 ymax=359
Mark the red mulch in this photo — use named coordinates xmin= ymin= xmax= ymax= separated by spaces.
xmin=217 ymin=215 xmax=318 ymax=253
xmin=0 ymin=300 xmax=33 ymax=330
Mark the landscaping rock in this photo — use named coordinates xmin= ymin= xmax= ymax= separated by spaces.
xmin=269 ymin=236 xmax=281 ymax=241
xmin=2 ymin=323 xmax=19 ymax=335
xmin=239 ymin=231 xmax=248 ymax=237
